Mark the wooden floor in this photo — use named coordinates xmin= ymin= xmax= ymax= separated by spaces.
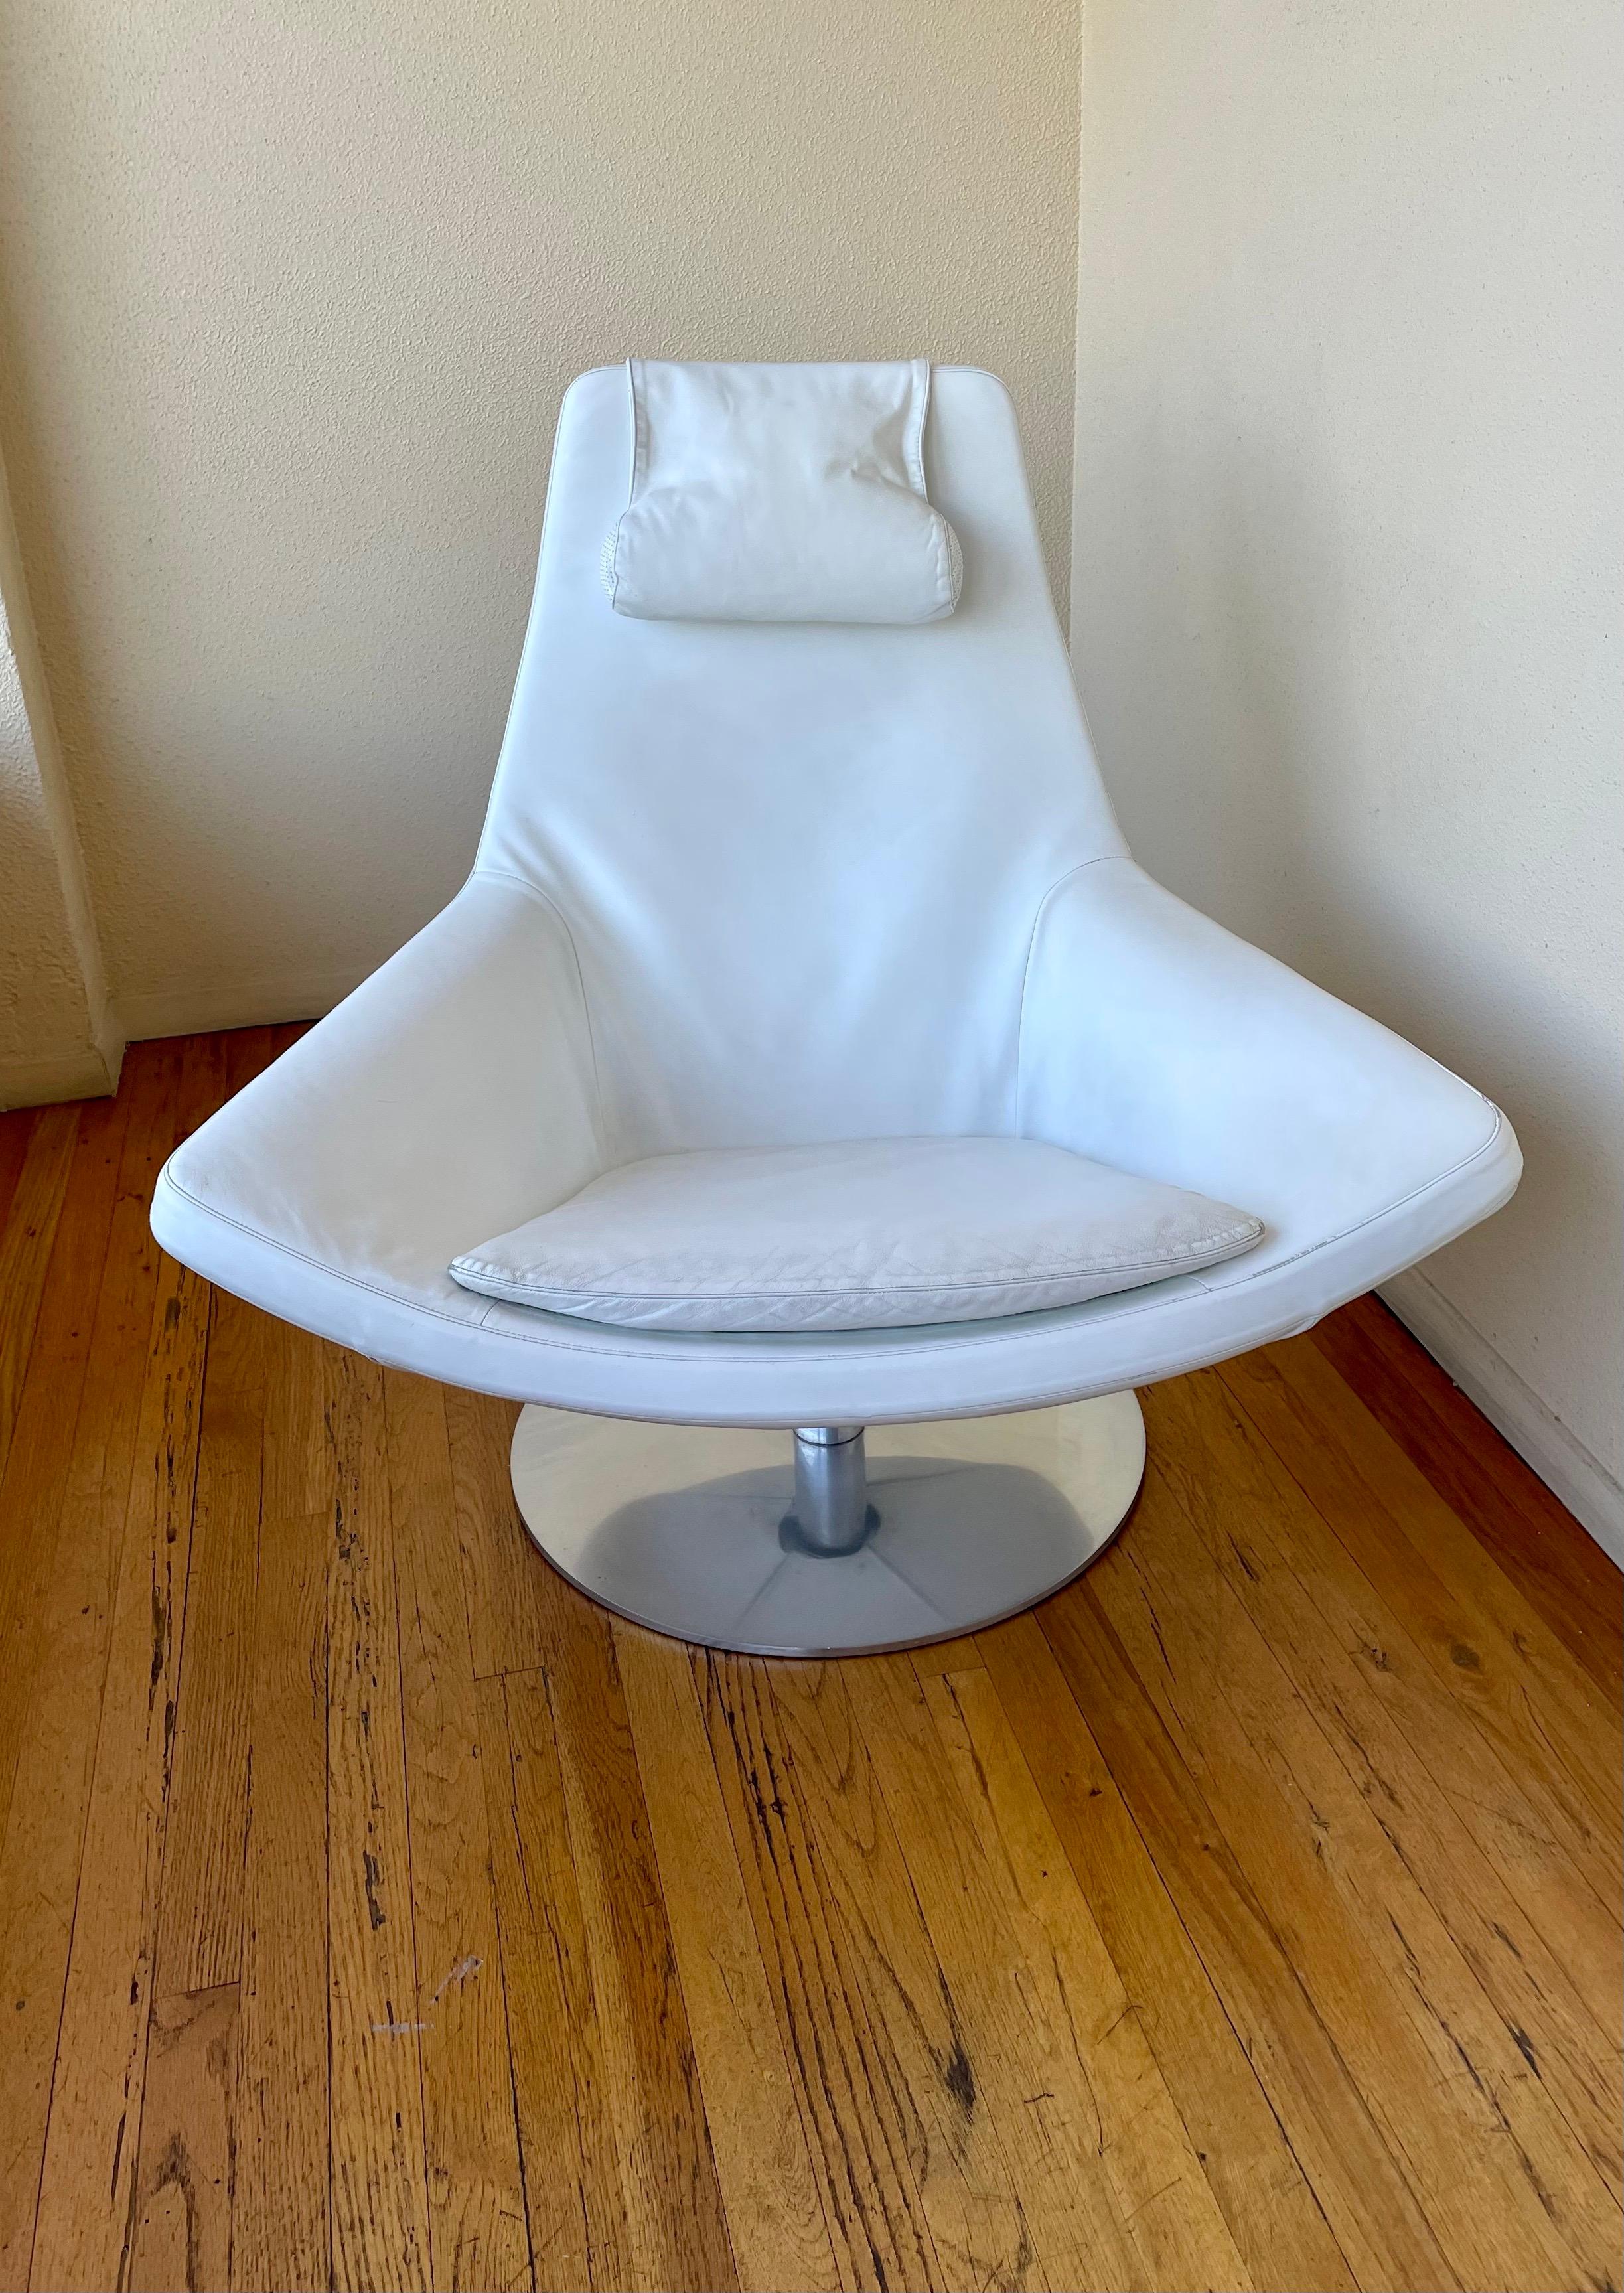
xmin=0 ymin=1032 xmax=1619 ymax=2293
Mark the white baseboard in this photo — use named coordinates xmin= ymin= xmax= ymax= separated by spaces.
xmin=0 ymin=1039 xmax=121 ymax=1111
xmin=1379 ymin=1268 xmax=1624 ymax=1570
xmin=117 ymin=964 xmax=372 ymax=1043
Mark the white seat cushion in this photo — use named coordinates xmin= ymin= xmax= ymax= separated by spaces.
xmin=604 ymin=359 xmax=962 ymax=624
xmin=449 ymin=1136 xmax=1262 ymax=1333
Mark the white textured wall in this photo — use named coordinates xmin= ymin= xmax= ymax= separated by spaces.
xmin=1072 ymin=1 xmax=1623 ymax=1509
xmin=0 ymin=0 xmax=1079 ymax=1042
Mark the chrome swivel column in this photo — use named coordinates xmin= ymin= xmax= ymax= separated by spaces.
xmin=784 ymin=1425 xmax=875 ymax=1555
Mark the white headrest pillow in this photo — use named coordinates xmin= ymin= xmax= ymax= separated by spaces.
xmin=603 ymin=358 xmax=963 ymax=625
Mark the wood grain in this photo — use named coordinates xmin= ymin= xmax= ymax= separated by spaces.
xmin=323 ymin=1347 xmax=433 ymax=2293
xmin=617 ymin=1627 xmax=838 ymax=2293
xmin=919 ymin=1657 xmax=1255 ymax=2292
xmin=480 ymin=1666 xmax=634 ymax=2291
xmin=1313 ymin=1295 xmax=1623 ymax=1700
xmin=385 ymin=1368 xmax=530 ymax=2293
xmin=1090 ymin=1461 xmax=1615 ymax=2290
xmin=541 ymin=1613 xmax=739 ymax=2293
xmin=126 ymin=1983 xmax=239 ymax=2293
xmin=2 ymin=1033 xmax=1620 ymax=2293
xmin=1039 ymin=1583 xmax=1456 ymax=2293
xmin=1147 ymin=1368 xmax=1624 ymax=2202
xmin=731 ymin=1651 xmax=1046 ymax=2292
xmin=977 ymin=1611 xmax=1359 ymax=2293
xmin=1224 ymin=1339 xmax=1623 ymax=1884
xmin=0 ymin=1079 xmax=145 ymax=1870
xmin=30 ymin=1035 xmax=221 ymax=2292
xmin=0 ymin=1074 xmax=151 ymax=2288
xmin=0 ymin=1108 xmax=35 ymax=1254
xmin=0 ymin=1101 xmax=77 ymax=1485
xmin=697 ymin=1649 xmax=945 ymax=2292
xmin=235 ymin=1321 xmax=334 ymax=2293
xmin=846 ymin=1650 xmax=1145 ymax=2290
xmin=442 ymin=1386 xmax=543 ymax=1682
xmin=153 ymin=1025 xmax=283 ymax=2007
xmin=157 ymin=1290 xmax=264 ymax=1992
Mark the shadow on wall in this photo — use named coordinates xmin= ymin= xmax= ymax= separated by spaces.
xmin=1074 ymin=374 xmax=1621 ymax=1528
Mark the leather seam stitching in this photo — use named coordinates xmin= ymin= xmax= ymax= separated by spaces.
xmin=605 ymin=356 xmax=641 ymax=611
xmin=905 ymin=359 xmax=930 ymax=494
xmin=157 ymin=1113 xmax=1505 ymax=1367
xmin=1013 ymin=853 xmax=1121 ymax=1132
xmin=452 ymin=1230 xmax=1264 ymax=1298
xmin=1252 ymin=1104 xmax=1505 ymax=1274
xmin=469 ymin=867 xmax=609 ymax=1155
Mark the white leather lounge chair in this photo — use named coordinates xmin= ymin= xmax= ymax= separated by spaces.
xmin=152 ymin=363 xmax=1520 ymax=1655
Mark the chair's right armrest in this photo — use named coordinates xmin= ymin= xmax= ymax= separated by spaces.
xmin=1017 ymin=857 xmax=1516 ymax=1260
xmin=155 ymin=872 xmax=605 ymax=1294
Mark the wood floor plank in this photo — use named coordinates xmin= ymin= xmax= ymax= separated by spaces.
xmin=157 ymin=1290 xmax=265 ymax=1992
xmin=1097 ymin=1457 xmax=1617 ymax=2291
xmin=1313 ymin=1299 xmax=1623 ymax=1701
xmin=479 ymin=1668 xmax=635 ymax=2293
xmin=844 ymin=1651 xmax=1146 ymax=2291
xmin=0 ymin=1106 xmax=35 ymax=1242
xmin=236 ymin=1498 xmax=331 ymax=2293
xmin=126 ymin=1984 xmax=239 ymax=2293
xmin=234 ymin=1321 xmax=335 ymax=2293
xmin=542 ymin=1610 xmax=739 ymax=2293
xmin=441 ymin=1386 xmax=549 ymax=1681
xmin=907 ymin=1631 xmax=986 ymax=1680
xmin=323 ymin=1348 xmax=433 ymax=2293
xmin=617 ymin=1625 xmax=840 ymax=2293
xmin=1147 ymin=1368 xmax=1623 ymax=2204
xmin=1201 ymin=1355 xmax=1624 ymax=2027
xmin=1224 ymin=1339 xmax=1623 ymax=1884
xmin=0 ymin=1100 xmax=77 ymax=1487
xmin=384 ymin=1368 xmax=531 ymax=2293
xmin=918 ymin=1657 xmax=1256 ymax=2293
xmin=1036 ymin=1586 xmax=1455 ymax=2292
xmin=748 ymin=1653 xmax=1048 ymax=2291
xmin=220 ymin=1024 xmax=289 ymax=1096
xmin=696 ymin=1651 xmax=944 ymax=2293
xmin=976 ymin=1611 xmax=1358 ymax=2293
xmin=0 ymin=1071 xmax=156 ymax=2289
xmin=0 ymin=1074 xmax=151 ymax=1858
xmin=29 ymin=1035 xmax=222 ymax=2293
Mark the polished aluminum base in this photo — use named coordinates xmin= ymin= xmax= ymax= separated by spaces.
xmin=509 ymin=1393 xmax=1146 ymax=1657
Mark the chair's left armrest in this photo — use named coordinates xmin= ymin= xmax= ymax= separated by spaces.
xmin=154 ymin=873 xmax=605 ymax=1295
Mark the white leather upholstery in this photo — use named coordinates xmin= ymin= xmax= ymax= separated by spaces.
xmin=449 ymin=1137 xmax=1263 ymax=1331
xmin=151 ymin=363 xmax=1520 ymax=1426
xmin=607 ymin=359 xmax=961 ymax=625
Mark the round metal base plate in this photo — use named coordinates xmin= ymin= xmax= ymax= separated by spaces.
xmin=509 ymin=1394 xmax=1145 ymax=1657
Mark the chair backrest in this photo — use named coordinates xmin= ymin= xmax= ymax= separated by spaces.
xmin=477 ymin=364 xmax=1127 ymax=1159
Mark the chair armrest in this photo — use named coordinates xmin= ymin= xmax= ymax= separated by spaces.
xmin=157 ymin=873 xmax=605 ymax=1293
xmin=1017 ymin=857 xmax=1513 ymax=1260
